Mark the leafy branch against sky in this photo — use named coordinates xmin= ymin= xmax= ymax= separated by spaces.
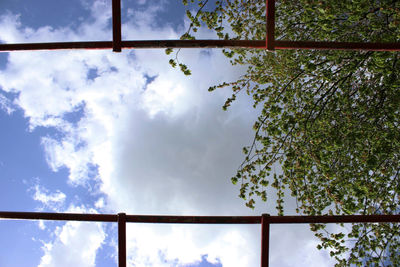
xmin=173 ymin=0 xmax=400 ymax=266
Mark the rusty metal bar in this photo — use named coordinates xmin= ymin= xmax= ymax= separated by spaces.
xmin=274 ymin=40 xmax=400 ymax=51
xmin=112 ymin=0 xmax=122 ymax=52
xmin=0 ymin=211 xmax=117 ymax=222
xmin=1 ymin=211 xmax=399 ymax=267
xmin=269 ymin=214 xmax=400 ymax=224
xmin=122 ymin=40 xmax=266 ymax=49
xmin=261 ymin=214 xmax=270 ymax=267
xmin=0 ymin=0 xmax=399 ymax=52
xmin=1 ymin=39 xmax=399 ymax=52
xmin=1 ymin=212 xmax=399 ymax=224
xmin=0 ymin=40 xmax=266 ymax=52
xmin=118 ymin=213 xmax=127 ymax=267
xmin=125 ymin=215 xmax=261 ymax=224
xmin=0 ymin=41 xmax=112 ymax=51
xmin=266 ymin=0 xmax=275 ymax=51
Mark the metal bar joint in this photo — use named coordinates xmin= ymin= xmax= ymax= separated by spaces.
xmin=266 ymin=0 xmax=275 ymax=50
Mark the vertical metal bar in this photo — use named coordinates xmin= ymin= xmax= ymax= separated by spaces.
xmin=112 ymin=0 xmax=122 ymax=52
xmin=266 ymin=0 xmax=275 ymax=50
xmin=261 ymin=214 xmax=270 ymax=267
xmin=118 ymin=213 xmax=127 ymax=267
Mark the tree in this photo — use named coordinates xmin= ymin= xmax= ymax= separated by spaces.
xmin=168 ymin=0 xmax=400 ymax=265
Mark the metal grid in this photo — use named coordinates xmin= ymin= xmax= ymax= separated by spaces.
xmin=0 ymin=0 xmax=399 ymax=52
xmin=1 ymin=211 xmax=400 ymax=267
xmin=0 ymin=0 xmax=399 ymax=266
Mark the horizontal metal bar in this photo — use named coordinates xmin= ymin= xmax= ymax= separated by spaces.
xmin=0 ymin=211 xmax=117 ymax=222
xmin=275 ymin=40 xmax=400 ymax=51
xmin=0 ymin=40 xmax=266 ymax=52
xmin=269 ymin=215 xmax=400 ymax=224
xmin=1 ymin=212 xmax=399 ymax=224
xmin=0 ymin=41 xmax=113 ymax=51
xmin=122 ymin=40 xmax=266 ymax=49
xmin=0 ymin=211 xmax=260 ymax=224
xmin=1 ymin=40 xmax=399 ymax=52
xmin=125 ymin=215 xmax=261 ymax=224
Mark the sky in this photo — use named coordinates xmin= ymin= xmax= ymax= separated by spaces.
xmin=0 ymin=0 xmax=337 ymax=266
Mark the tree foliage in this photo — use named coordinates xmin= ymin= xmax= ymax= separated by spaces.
xmin=171 ymin=0 xmax=400 ymax=265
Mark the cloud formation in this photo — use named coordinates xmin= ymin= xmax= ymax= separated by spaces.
xmin=32 ymin=185 xmax=66 ymax=210
xmin=0 ymin=1 xmax=335 ymax=266
xmin=0 ymin=93 xmax=15 ymax=114
xmin=38 ymin=206 xmax=106 ymax=267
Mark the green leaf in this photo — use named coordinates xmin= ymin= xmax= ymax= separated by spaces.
xmin=165 ymin=48 xmax=173 ymax=55
xmin=169 ymin=59 xmax=177 ymax=68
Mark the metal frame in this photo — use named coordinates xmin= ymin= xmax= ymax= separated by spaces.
xmin=0 ymin=0 xmax=399 ymax=266
xmin=1 ymin=211 xmax=399 ymax=267
xmin=0 ymin=0 xmax=398 ymax=52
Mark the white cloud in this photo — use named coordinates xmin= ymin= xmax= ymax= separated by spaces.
xmin=0 ymin=93 xmax=15 ymax=114
xmin=30 ymin=183 xmax=67 ymax=230
xmin=38 ymin=206 xmax=106 ymax=267
xmin=0 ymin=1 xmax=336 ymax=266
xmin=41 ymin=136 xmax=95 ymax=185
xmin=32 ymin=185 xmax=66 ymax=209
xmin=124 ymin=224 xmax=260 ymax=267
xmin=270 ymin=224 xmax=334 ymax=267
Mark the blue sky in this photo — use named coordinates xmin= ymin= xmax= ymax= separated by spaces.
xmin=0 ymin=0 xmax=336 ymax=266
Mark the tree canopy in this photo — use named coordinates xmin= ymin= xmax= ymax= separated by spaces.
xmin=170 ymin=0 xmax=400 ymax=265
